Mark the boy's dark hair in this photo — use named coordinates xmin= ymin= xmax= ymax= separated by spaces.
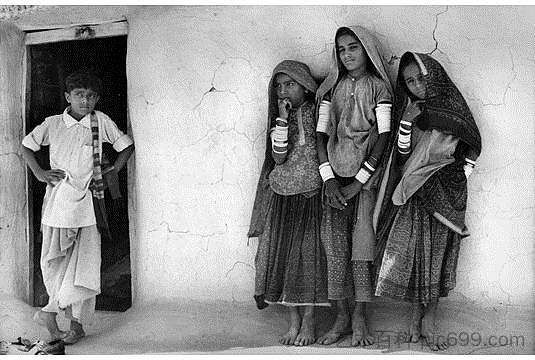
xmin=65 ymin=70 xmax=103 ymax=95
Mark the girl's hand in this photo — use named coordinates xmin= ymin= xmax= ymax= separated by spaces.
xmin=340 ymin=181 xmax=362 ymax=201
xmin=36 ymin=168 xmax=66 ymax=186
xmin=278 ymin=98 xmax=292 ymax=120
xmin=325 ymin=178 xmax=347 ymax=210
xmin=402 ymin=100 xmax=425 ymax=123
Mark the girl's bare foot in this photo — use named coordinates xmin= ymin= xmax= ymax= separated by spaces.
xmin=408 ymin=303 xmax=424 ymax=343
xmin=294 ymin=306 xmax=315 ymax=346
xmin=33 ymin=311 xmax=67 ymax=341
xmin=280 ymin=307 xmax=301 ymax=345
xmin=317 ymin=300 xmax=350 ymax=345
xmin=351 ymin=302 xmax=374 ymax=346
xmin=421 ymin=303 xmax=448 ymax=351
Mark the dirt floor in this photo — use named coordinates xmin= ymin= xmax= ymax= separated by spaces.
xmin=0 ymin=291 xmax=532 ymax=355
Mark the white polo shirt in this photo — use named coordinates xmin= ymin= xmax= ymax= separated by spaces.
xmin=23 ymin=108 xmax=133 ymax=228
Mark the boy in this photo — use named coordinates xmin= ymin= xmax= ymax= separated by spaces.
xmin=22 ymin=70 xmax=134 ymax=344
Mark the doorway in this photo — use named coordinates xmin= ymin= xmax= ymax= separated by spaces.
xmin=26 ymin=35 xmax=131 ymax=311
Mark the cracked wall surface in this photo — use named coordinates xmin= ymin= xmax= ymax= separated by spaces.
xmin=125 ymin=5 xmax=534 ymax=307
xmin=1 ymin=6 xmax=532 ymax=309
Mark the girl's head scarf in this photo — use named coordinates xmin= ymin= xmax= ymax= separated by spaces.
xmin=396 ymin=52 xmax=481 ymax=157
xmin=316 ymin=25 xmax=394 ymax=102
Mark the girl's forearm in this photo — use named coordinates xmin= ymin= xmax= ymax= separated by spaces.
xmin=369 ymin=132 xmax=389 ymax=162
xmin=316 ymin=132 xmax=329 ymax=164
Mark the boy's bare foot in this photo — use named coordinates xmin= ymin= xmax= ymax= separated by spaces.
xmin=63 ymin=330 xmax=86 ymax=345
xmin=280 ymin=307 xmax=300 ymax=345
xmin=421 ymin=303 xmax=448 ymax=351
xmin=317 ymin=312 xmax=350 ymax=345
xmin=33 ymin=311 xmax=67 ymax=341
xmin=294 ymin=306 xmax=315 ymax=346
xmin=408 ymin=304 xmax=423 ymax=343
xmin=64 ymin=320 xmax=86 ymax=345
xmin=351 ymin=303 xmax=374 ymax=346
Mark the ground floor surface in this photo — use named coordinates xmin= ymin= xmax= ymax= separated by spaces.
xmin=0 ymin=291 xmax=532 ymax=355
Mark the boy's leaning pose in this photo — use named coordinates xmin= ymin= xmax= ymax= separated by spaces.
xmin=22 ymin=70 xmax=134 ymax=344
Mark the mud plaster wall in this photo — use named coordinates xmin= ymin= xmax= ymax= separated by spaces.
xmin=0 ymin=23 xmax=27 ymax=299
xmin=1 ymin=5 xmax=533 ymax=308
xmin=126 ymin=6 xmax=534 ymax=307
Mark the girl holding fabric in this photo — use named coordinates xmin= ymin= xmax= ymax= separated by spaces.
xmin=315 ymin=26 xmax=394 ymax=346
xmin=374 ymin=52 xmax=481 ymax=351
xmin=248 ymin=60 xmax=328 ymax=346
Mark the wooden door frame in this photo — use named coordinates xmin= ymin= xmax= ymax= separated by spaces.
xmin=22 ymin=20 xmax=129 ymax=305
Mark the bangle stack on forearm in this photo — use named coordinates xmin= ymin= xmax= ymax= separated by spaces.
xmin=464 ymin=158 xmax=476 ymax=178
xmin=271 ymin=117 xmax=288 ymax=154
xmin=355 ymin=155 xmax=378 ymax=185
xmin=397 ymin=120 xmax=412 ymax=154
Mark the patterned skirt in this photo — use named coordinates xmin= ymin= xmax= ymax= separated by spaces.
xmin=375 ymin=195 xmax=461 ymax=304
xmin=321 ymin=189 xmax=376 ymax=302
xmin=254 ymin=192 xmax=329 ymax=306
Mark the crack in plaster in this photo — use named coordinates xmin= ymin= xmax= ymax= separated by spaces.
xmin=193 ymin=57 xmax=256 ymax=113
xmin=135 ymin=93 xmax=158 ymax=107
xmin=385 ymin=54 xmax=401 ymax=66
xmin=0 ymin=151 xmax=22 ymax=161
xmin=428 ymin=6 xmax=448 ymax=56
xmin=467 ymin=47 xmax=518 ymax=108
xmin=225 ymin=261 xmax=254 ymax=278
xmin=149 ymin=220 xmax=228 ymax=238
xmin=301 ymin=42 xmax=331 ymax=59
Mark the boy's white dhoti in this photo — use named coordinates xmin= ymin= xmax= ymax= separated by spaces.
xmin=40 ymin=225 xmax=101 ymax=323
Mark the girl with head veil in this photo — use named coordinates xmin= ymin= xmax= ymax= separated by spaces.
xmin=374 ymin=52 xmax=481 ymax=351
xmin=248 ymin=60 xmax=328 ymax=346
xmin=315 ymin=26 xmax=394 ymax=346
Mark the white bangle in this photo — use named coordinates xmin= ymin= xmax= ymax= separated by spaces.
xmin=316 ymin=100 xmax=331 ymax=133
xmin=376 ymin=103 xmax=392 ymax=134
xmin=270 ymin=125 xmax=288 ymax=143
xmin=397 ymin=124 xmax=412 ymax=150
xmin=465 ymin=158 xmax=476 ymax=167
xmin=355 ymin=167 xmax=372 ymax=184
xmin=464 ymin=164 xmax=474 ymax=178
xmin=400 ymin=120 xmax=413 ymax=128
xmin=319 ymin=162 xmax=335 ymax=182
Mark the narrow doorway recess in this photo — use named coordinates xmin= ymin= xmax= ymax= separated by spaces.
xmin=26 ymin=35 xmax=131 ymax=311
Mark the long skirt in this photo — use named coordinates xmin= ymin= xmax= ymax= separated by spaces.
xmin=41 ymin=224 xmax=101 ymax=323
xmin=320 ymin=177 xmax=376 ymax=302
xmin=375 ymin=195 xmax=461 ymax=304
xmin=254 ymin=192 xmax=329 ymax=306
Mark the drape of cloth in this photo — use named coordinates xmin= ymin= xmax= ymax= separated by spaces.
xmin=374 ymin=52 xmax=481 ymax=234
xmin=40 ymin=225 xmax=101 ymax=323
xmin=248 ymin=60 xmax=318 ymax=238
xmin=373 ymin=52 xmax=480 ymax=304
xmin=320 ymin=177 xmax=376 ymax=302
xmin=374 ymin=196 xmax=461 ymax=304
xmin=391 ymin=127 xmax=458 ymax=206
xmin=254 ymin=193 xmax=329 ymax=306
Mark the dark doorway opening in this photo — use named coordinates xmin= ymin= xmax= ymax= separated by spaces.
xmin=26 ymin=35 xmax=131 ymax=311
